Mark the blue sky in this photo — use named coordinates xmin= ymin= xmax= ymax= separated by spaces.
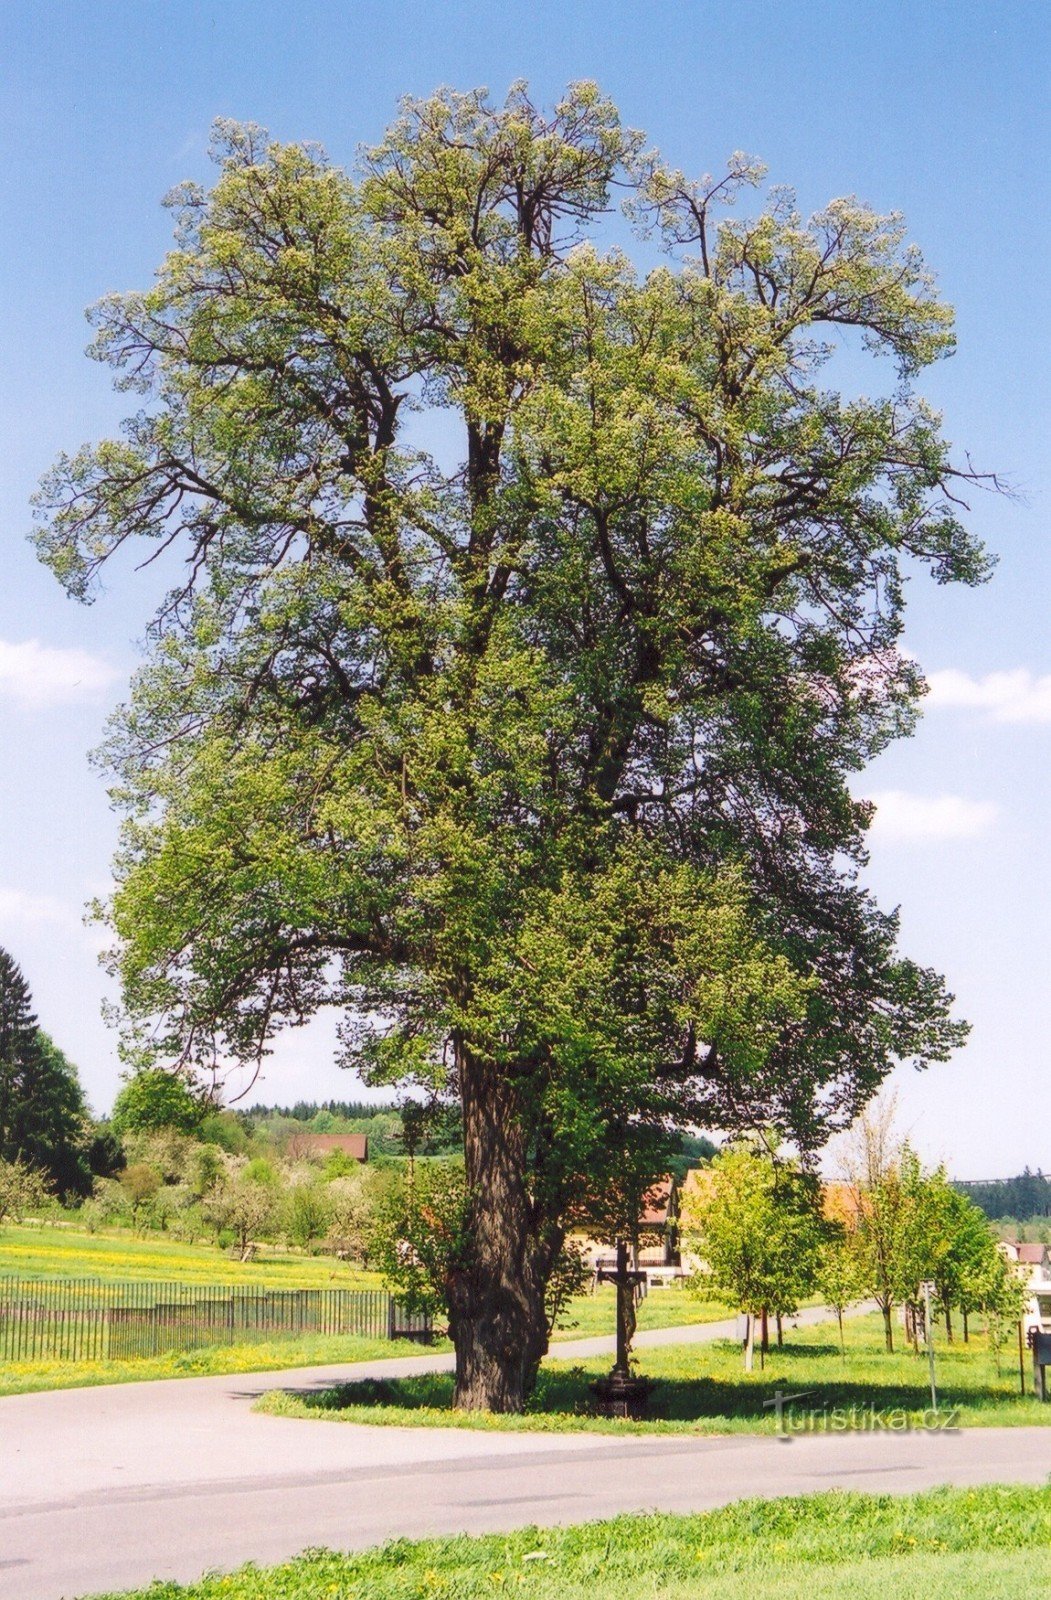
xmin=0 ymin=1 xmax=1047 ymax=1174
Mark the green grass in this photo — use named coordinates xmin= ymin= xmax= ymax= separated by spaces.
xmin=85 ymin=1486 xmax=1051 ymax=1597
xmin=0 ymin=1227 xmax=729 ymax=1335
xmin=259 ymin=1311 xmax=1049 ymax=1434
xmin=0 ymin=1329 xmax=453 ymax=1397
xmin=551 ymin=1282 xmax=733 ymax=1339
xmin=0 ymin=1223 xmax=385 ymax=1287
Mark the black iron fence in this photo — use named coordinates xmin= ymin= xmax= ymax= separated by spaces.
xmin=0 ymin=1277 xmax=430 ymax=1363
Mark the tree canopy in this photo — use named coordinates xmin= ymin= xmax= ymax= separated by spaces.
xmin=110 ymin=1066 xmax=205 ymax=1139
xmin=33 ymin=84 xmax=990 ymax=1408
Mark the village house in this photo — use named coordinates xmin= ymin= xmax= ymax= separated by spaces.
xmin=999 ymin=1239 xmax=1051 ymax=1334
xmin=283 ymin=1131 xmax=369 ymax=1163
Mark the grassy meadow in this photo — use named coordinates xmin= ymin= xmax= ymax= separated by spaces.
xmin=259 ymin=1311 xmax=1049 ymax=1435
xmin=88 ymin=1486 xmax=1051 ymax=1599
xmin=0 ymin=1221 xmax=736 ymax=1395
xmin=0 ymin=1222 xmax=384 ymax=1287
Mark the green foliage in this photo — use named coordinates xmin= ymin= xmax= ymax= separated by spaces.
xmin=34 ymin=84 xmax=990 ymax=1405
xmin=814 ymin=1230 xmax=867 ymax=1350
xmin=957 ymin=1169 xmax=1051 ymax=1220
xmin=111 ymin=1070 xmax=204 ymax=1139
xmin=683 ymin=1142 xmax=825 ymax=1364
xmin=370 ymin=1161 xmax=469 ymax=1322
xmin=201 ymin=1170 xmax=280 ymax=1256
xmin=282 ymin=1180 xmax=331 ymax=1248
xmin=119 ymin=1162 xmax=162 ymax=1224
xmin=0 ymin=1156 xmax=52 ymax=1223
xmin=0 ymin=949 xmax=90 ymax=1197
xmin=196 ymin=1109 xmax=250 ymax=1154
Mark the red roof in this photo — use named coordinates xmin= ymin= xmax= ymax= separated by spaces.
xmin=284 ymin=1132 xmax=368 ymax=1161
xmin=639 ymin=1177 xmax=675 ymax=1227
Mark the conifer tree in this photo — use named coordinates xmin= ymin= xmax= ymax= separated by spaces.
xmin=0 ymin=948 xmax=88 ymax=1194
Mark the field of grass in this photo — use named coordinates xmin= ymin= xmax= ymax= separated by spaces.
xmin=0 ymin=1226 xmax=731 ymax=1335
xmin=551 ymin=1282 xmax=733 ymax=1339
xmin=0 ymin=1223 xmax=385 ymax=1287
xmin=260 ymin=1311 xmax=1048 ymax=1434
xmin=88 ymin=1485 xmax=1051 ymax=1598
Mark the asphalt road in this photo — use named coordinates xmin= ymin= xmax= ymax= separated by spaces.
xmin=2 ymin=1311 xmax=1049 ymax=1600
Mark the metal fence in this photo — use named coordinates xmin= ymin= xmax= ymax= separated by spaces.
xmin=0 ymin=1278 xmax=430 ymax=1363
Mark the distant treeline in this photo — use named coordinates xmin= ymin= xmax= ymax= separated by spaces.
xmin=954 ymin=1167 xmax=1051 ymax=1220
xmin=244 ymin=1100 xmax=400 ymax=1123
xmin=242 ymin=1101 xmax=716 ymax=1175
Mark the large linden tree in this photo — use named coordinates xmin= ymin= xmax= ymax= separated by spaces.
xmin=35 ymin=85 xmax=989 ymax=1410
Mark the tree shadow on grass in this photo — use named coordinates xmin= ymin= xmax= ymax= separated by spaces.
xmin=274 ymin=1354 xmax=1029 ymax=1429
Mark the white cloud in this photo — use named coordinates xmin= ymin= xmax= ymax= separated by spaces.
xmin=0 ymin=887 xmax=84 ymax=932
xmin=867 ymin=790 xmax=998 ymax=843
xmin=0 ymin=638 xmax=119 ymax=710
xmin=0 ymin=886 xmax=110 ymax=955
xmin=925 ymin=668 xmax=1051 ymax=725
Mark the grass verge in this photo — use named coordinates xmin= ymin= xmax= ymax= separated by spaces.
xmin=0 ymin=1331 xmax=451 ymax=1398
xmin=87 ymin=1486 xmax=1051 ymax=1597
xmin=258 ymin=1312 xmax=1049 ymax=1434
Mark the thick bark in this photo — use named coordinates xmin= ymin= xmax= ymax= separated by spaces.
xmin=446 ymin=1043 xmax=555 ymax=1412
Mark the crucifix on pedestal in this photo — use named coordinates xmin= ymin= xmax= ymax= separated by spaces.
xmin=591 ymin=1237 xmax=654 ymax=1417
xmin=594 ymin=1237 xmax=646 ymax=1377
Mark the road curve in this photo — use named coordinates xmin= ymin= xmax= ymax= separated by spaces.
xmin=2 ymin=1310 xmax=1048 ymax=1600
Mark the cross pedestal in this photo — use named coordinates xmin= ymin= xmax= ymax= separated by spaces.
xmin=590 ymin=1238 xmax=654 ymax=1419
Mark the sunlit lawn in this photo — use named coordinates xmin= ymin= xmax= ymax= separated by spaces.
xmin=87 ymin=1486 xmax=1051 ymax=1599
xmin=0 ymin=1222 xmax=385 ymax=1287
xmin=259 ymin=1311 xmax=1048 ymax=1434
xmin=552 ymin=1282 xmax=733 ymax=1339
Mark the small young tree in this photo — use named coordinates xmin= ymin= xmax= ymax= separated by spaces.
xmin=924 ymin=1170 xmax=998 ymax=1342
xmin=683 ymin=1143 xmax=823 ymax=1370
xmin=980 ymin=1252 xmax=1030 ymax=1376
xmin=326 ymin=1168 xmax=376 ymax=1264
xmin=815 ymin=1227 xmax=866 ymax=1355
xmin=0 ymin=1156 xmax=51 ymax=1224
xmin=203 ymin=1170 xmax=279 ymax=1259
xmin=843 ymin=1102 xmax=932 ymax=1353
xmin=119 ymin=1161 xmax=163 ymax=1229
xmin=284 ymin=1180 xmax=332 ymax=1249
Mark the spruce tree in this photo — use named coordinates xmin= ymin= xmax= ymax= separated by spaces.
xmin=0 ymin=949 xmax=88 ymax=1195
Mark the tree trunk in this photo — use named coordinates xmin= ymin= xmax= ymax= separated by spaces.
xmin=942 ymin=1295 xmax=953 ymax=1343
xmin=744 ymin=1311 xmax=755 ymax=1372
xmin=962 ymin=1308 xmax=969 ymax=1343
xmin=447 ymin=1044 xmax=554 ymax=1413
xmin=837 ymin=1307 xmax=845 ymax=1356
xmin=760 ymin=1307 xmax=769 ymax=1353
xmin=776 ymin=1313 xmax=783 ymax=1348
xmin=882 ymin=1300 xmax=894 ymax=1353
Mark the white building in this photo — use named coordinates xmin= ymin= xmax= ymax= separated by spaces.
xmin=999 ymin=1239 xmax=1051 ymax=1334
